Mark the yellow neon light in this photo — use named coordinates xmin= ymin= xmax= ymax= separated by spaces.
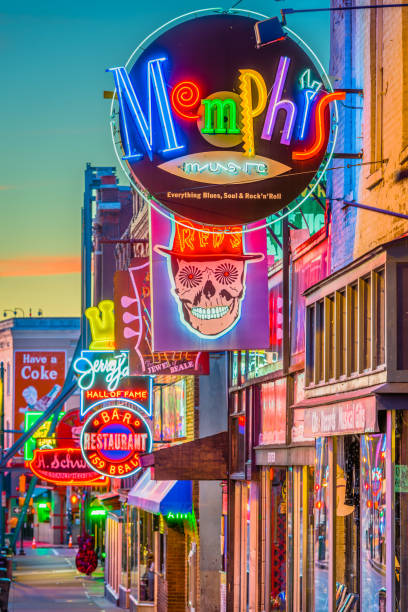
xmin=238 ymin=69 xmax=268 ymax=157
xmin=85 ymin=300 xmax=116 ymax=350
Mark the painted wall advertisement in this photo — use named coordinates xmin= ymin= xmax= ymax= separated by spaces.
xmin=150 ymin=204 xmax=269 ymax=351
xmin=14 ymin=350 xmax=66 ymax=436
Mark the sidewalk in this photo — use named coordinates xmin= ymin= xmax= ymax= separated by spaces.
xmin=7 ymin=544 xmax=117 ymax=611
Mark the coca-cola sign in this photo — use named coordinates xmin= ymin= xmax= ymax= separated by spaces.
xmin=28 ymin=448 xmax=108 ymax=486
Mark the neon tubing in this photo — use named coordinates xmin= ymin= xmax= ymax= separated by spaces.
xmin=292 ymin=91 xmax=346 ymax=160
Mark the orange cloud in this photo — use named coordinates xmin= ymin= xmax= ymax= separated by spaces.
xmin=0 ymin=256 xmax=81 ymax=277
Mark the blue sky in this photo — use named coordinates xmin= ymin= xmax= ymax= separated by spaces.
xmin=0 ymin=0 xmax=330 ymax=316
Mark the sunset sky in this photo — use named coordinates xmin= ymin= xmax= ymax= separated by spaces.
xmin=0 ymin=1 xmax=329 ymax=318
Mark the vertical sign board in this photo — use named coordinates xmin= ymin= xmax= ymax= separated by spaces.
xmin=114 ymin=259 xmax=209 ymax=375
xmin=259 ymin=379 xmax=287 ymax=445
xmin=14 ymin=351 xmax=66 ymax=441
xmin=150 ymin=204 xmax=269 ymax=351
xmin=290 ymin=236 xmax=330 ymax=365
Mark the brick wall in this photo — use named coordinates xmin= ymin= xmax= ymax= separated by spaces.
xmin=329 ymin=0 xmax=408 ymax=269
xmin=157 ymin=573 xmax=168 ymax=612
xmin=166 ymin=527 xmax=187 ymax=611
xmin=329 ymin=0 xmax=363 ymax=272
xmin=354 ymin=1 xmax=408 ymax=258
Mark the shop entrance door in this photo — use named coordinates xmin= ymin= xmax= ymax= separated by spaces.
xmin=290 ymin=466 xmax=315 ymax=611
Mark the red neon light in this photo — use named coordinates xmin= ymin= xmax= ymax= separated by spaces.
xmin=171 ymin=81 xmax=201 ymax=120
xmin=292 ymin=91 xmax=346 ymax=161
xmin=85 ymin=389 xmax=148 ymax=401
xmin=81 ymin=406 xmax=151 ymax=479
xmin=28 ymin=448 xmax=109 ymax=486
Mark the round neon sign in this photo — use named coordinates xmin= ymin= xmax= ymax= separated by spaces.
xmin=109 ymin=10 xmax=342 ymax=226
xmin=80 ymin=404 xmax=152 ymax=479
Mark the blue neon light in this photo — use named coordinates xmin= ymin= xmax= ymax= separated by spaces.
xmin=108 ymin=59 xmax=184 ymax=161
xmin=299 ymin=89 xmax=319 ymax=140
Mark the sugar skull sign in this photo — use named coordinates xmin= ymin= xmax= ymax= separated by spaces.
xmin=150 ymin=203 xmax=269 ymax=351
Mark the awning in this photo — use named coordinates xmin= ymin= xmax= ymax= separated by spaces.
xmin=140 ymin=431 xmax=228 ymax=480
xmin=127 ymin=468 xmax=192 ymax=515
xmin=32 ymin=487 xmax=50 ymax=498
xmin=91 ymin=492 xmax=121 ymax=511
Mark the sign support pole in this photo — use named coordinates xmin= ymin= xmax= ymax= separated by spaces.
xmin=0 ymin=362 xmax=5 ymax=549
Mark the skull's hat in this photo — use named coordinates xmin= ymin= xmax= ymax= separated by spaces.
xmin=155 ymin=217 xmax=264 ymax=262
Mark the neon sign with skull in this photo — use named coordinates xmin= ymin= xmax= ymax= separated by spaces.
xmin=154 ymin=216 xmax=264 ymax=339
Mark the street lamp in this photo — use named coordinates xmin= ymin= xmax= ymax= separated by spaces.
xmin=2 ymin=308 xmax=43 ymax=318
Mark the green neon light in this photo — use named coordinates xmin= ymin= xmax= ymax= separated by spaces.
xmin=201 ymin=98 xmax=241 ymax=134
xmin=24 ymin=411 xmax=63 ymax=460
xmin=183 ymin=160 xmax=267 ymax=177
xmin=90 ymin=509 xmax=107 ymax=517
xmin=166 ymin=512 xmax=190 ymax=520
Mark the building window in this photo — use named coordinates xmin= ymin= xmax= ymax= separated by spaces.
xmin=230 ymin=391 xmax=246 ymax=475
xmin=360 ymin=275 xmax=372 ymax=371
xmin=316 ymin=300 xmax=324 ymax=383
xmin=153 ymin=380 xmax=186 ymax=441
xmin=397 ymin=263 xmax=408 ymax=370
xmin=306 ymin=305 xmax=315 ymax=385
xmin=376 ymin=268 xmax=385 ymax=366
xmin=325 ymin=295 xmax=335 ymax=381
xmin=259 ymin=379 xmax=286 ymax=446
xmin=306 ymin=266 xmax=385 ymax=386
xmin=349 ymin=283 xmax=359 ymax=375
xmin=337 ymin=290 xmax=347 ymax=378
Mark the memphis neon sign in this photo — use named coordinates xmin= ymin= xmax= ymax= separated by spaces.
xmin=108 ymin=60 xmax=344 ymax=168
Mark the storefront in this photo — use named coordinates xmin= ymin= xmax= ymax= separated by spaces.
xmin=124 ymin=468 xmax=192 ymax=612
xmin=303 ymin=236 xmax=408 ymax=611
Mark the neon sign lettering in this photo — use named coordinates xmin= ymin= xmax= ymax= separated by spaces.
xmin=80 ymin=405 xmax=152 ymax=479
xmin=28 ymin=448 xmax=108 ymax=486
xmin=201 ymin=98 xmax=241 ymax=135
xmin=171 ymin=81 xmax=201 ymax=120
xmin=85 ymin=388 xmax=148 ymax=401
xmin=292 ymin=90 xmax=346 ymax=160
xmin=74 ymin=351 xmax=129 ymax=391
xmin=108 ymin=60 xmax=184 ymax=161
xmin=183 ymin=160 xmax=268 ymax=177
xmin=110 ymin=54 xmax=342 ymax=159
xmin=238 ymin=69 xmax=268 ymax=157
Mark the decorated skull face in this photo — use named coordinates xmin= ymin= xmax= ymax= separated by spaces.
xmin=171 ymin=257 xmax=246 ymax=336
